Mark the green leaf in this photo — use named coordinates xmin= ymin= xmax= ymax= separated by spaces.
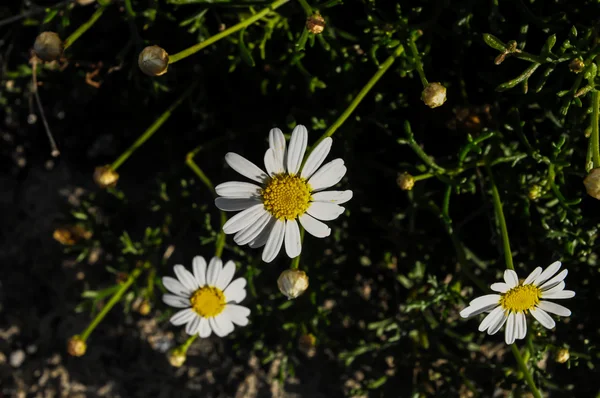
xmin=239 ymin=30 xmax=255 ymax=67
xmin=43 ymin=9 xmax=59 ymax=24
xmin=482 ymin=33 xmax=507 ymax=51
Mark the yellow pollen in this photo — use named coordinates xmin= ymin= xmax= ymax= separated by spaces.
xmin=189 ymin=286 xmax=226 ymax=317
xmin=499 ymin=284 xmax=541 ymax=313
xmin=262 ymin=174 xmax=312 ymax=220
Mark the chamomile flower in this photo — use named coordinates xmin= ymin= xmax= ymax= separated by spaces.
xmin=162 ymin=256 xmax=250 ymax=338
xmin=215 ymin=125 xmax=352 ymax=263
xmin=460 ymin=261 xmax=575 ymax=345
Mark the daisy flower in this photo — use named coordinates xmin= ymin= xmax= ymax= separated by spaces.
xmin=460 ymin=261 xmax=575 ymax=345
xmin=162 ymin=256 xmax=250 ymax=338
xmin=215 ymin=125 xmax=352 ymax=263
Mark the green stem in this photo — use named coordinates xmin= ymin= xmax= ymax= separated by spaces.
xmin=180 ymin=334 xmax=198 ymax=353
xmin=111 ymin=84 xmax=196 ymax=170
xmin=64 ymin=2 xmax=111 ymax=50
xmin=485 ymin=163 xmax=514 ymax=271
xmin=124 ymin=0 xmax=136 ymax=17
xmin=80 ymin=266 xmax=144 ymax=341
xmin=296 ymin=0 xmax=313 ymax=15
xmin=590 ymin=90 xmax=600 ymax=168
xmin=289 ymin=227 xmax=305 ymax=269
xmin=168 ymin=0 xmax=290 ymax=64
xmin=511 ymin=344 xmax=543 ymax=398
xmin=407 ymin=37 xmax=428 ymax=87
xmin=309 ymin=44 xmax=405 ymax=151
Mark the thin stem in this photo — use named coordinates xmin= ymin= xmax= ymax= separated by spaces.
xmin=64 ymin=2 xmax=112 ymax=50
xmin=309 ymin=44 xmax=405 ymax=152
xmin=403 ymin=121 xmax=446 ymax=173
xmin=80 ymin=266 xmax=144 ymax=341
xmin=407 ymin=37 xmax=428 ymax=87
xmin=511 ymin=344 xmax=543 ymax=398
xmin=0 ymin=1 xmax=71 ymax=29
xmin=290 ymin=227 xmax=305 ymax=269
xmin=590 ymin=90 xmax=600 ymax=168
xmin=111 ymin=84 xmax=196 ymax=170
xmin=168 ymin=0 xmax=290 ymax=64
xmin=296 ymin=0 xmax=313 ymax=15
xmin=180 ymin=334 xmax=198 ymax=353
xmin=485 ymin=163 xmax=514 ymax=271
xmin=31 ymin=59 xmax=60 ymax=157
xmin=124 ymin=0 xmax=136 ymax=17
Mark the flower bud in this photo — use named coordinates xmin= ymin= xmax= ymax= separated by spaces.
xmin=138 ymin=299 xmax=151 ymax=316
xmin=76 ymin=0 xmax=96 ymax=5
xmin=555 ymin=348 xmax=570 ymax=363
xmin=33 ymin=32 xmax=64 ymax=62
xmin=93 ymin=165 xmax=119 ymax=189
xmin=583 ymin=168 xmax=600 ymax=199
xmin=306 ymin=14 xmax=326 ymax=35
xmin=277 ymin=269 xmax=309 ymax=299
xmin=527 ymin=184 xmax=542 ymax=201
xmin=421 ymin=82 xmax=447 ymax=108
xmin=67 ymin=335 xmax=87 ymax=357
xmin=397 ymin=172 xmax=415 ymax=191
xmin=138 ymin=45 xmax=169 ymax=77
xmin=168 ymin=348 xmax=186 ymax=367
xmin=53 ymin=225 xmax=93 ymax=245
xmin=569 ymin=58 xmax=585 ymax=73
xmin=298 ymin=333 xmax=317 ymax=358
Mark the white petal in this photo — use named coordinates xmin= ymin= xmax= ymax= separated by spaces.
xmin=300 ymin=137 xmax=332 ymax=179
xmin=306 ymin=202 xmax=345 ymax=221
xmin=530 ymin=307 xmax=555 ymax=329
xmin=234 ymin=212 xmax=272 ymax=246
xmin=284 ymin=219 xmax=302 ymax=258
xmin=539 ymin=269 xmax=568 ymax=291
xmin=223 ymin=304 xmax=251 ymax=326
xmin=503 ymin=269 xmax=519 ymax=288
xmin=478 ymin=306 xmax=504 ymax=332
xmin=286 ymin=125 xmax=308 ymax=175
xmin=210 ymin=314 xmax=235 ymax=337
xmin=459 ymin=294 xmax=501 ymax=318
xmin=532 ymin=261 xmax=562 ymax=286
xmin=505 ymin=312 xmax=516 ymax=345
xmin=192 ymin=256 xmax=207 ymax=287
xmin=225 ymin=152 xmax=268 ymax=183
xmin=223 ymin=277 xmax=247 ymax=303
xmin=269 ymin=128 xmax=286 ymax=174
xmin=249 ymin=217 xmax=277 ymax=248
xmin=264 ymin=148 xmax=280 ymax=177
xmin=162 ymin=276 xmax=190 ymax=296
xmin=537 ymin=300 xmax=571 ymax=317
xmin=490 ymin=282 xmax=510 ymax=293
xmin=262 ymin=219 xmax=286 ymax=263
xmin=170 ymin=308 xmax=196 ymax=326
xmin=216 ymin=260 xmax=236 ymax=290
xmin=162 ymin=294 xmax=190 ymax=308
xmin=198 ymin=317 xmax=211 ymax=338
xmin=542 ymin=290 xmax=575 ymax=299
xmin=174 ymin=265 xmax=199 ymax=291
xmin=311 ymin=190 xmax=353 ymax=204
xmin=206 ymin=257 xmax=223 ymax=286
xmin=541 ymin=281 xmax=565 ymax=297
xmin=299 ymin=213 xmax=331 ymax=238
xmin=215 ymin=181 xmax=262 ymax=198
xmin=516 ymin=312 xmax=527 ymax=340
xmin=523 ymin=267 xmax=542 ymax=285
xmin=185 ymin=315 xmax=201 ymax=335
xmin=215 ymin=197 xmax=261 ymax=212
xmin=222 ymin=204 xmax=267 ymax=234
xmin=307 ymin=159 xmax=347 ymax=192
xmin=488 ymin=312 xmax=508 ymax=335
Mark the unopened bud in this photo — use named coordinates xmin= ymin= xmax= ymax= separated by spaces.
xmin=306 ymin=14 xmax=326 ymax=35
xmin=555 ymin=348 xmax=570 ymax=363
xmin=138 ymin=299 xmax=151 ymax=316
xmin=298 ymin=333 xmax=317 ymax=358
xmin=421 ymin=82 xmax=447 ymax=109
xmin=67 ymin=335 xmax=87 ymax=357
xmin=583 ymin=168 xmax=600 ymax=199
xmin=527 ymin=184 xmax=542 ymax=201
xmin=93 ymin=165 xmax=119 ymax=189
xmin=53 ymin=225 xmax=92 ymax=245
xmin=397 ymin=172 xmax=415 ymax=191
xmin=569 ymin=58 xmax=585 ymax=73
xmin=277 ymin=269 xmax=309 ymax=299
xmin=138 ymin=45 xmax=169 ymax=77
xmin=168 ymin=348 xmax=186 ymax=367
xmin=34 ymin=32 xmax=63 ymax=62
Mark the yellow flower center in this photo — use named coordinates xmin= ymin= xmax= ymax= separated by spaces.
xmin=499 ymin=284 xmax=541 ymax=313
xmin=262 ymin=174 xmax=312 ymax=220
xmin=189 ymin=286 xmax=226 ymax=317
